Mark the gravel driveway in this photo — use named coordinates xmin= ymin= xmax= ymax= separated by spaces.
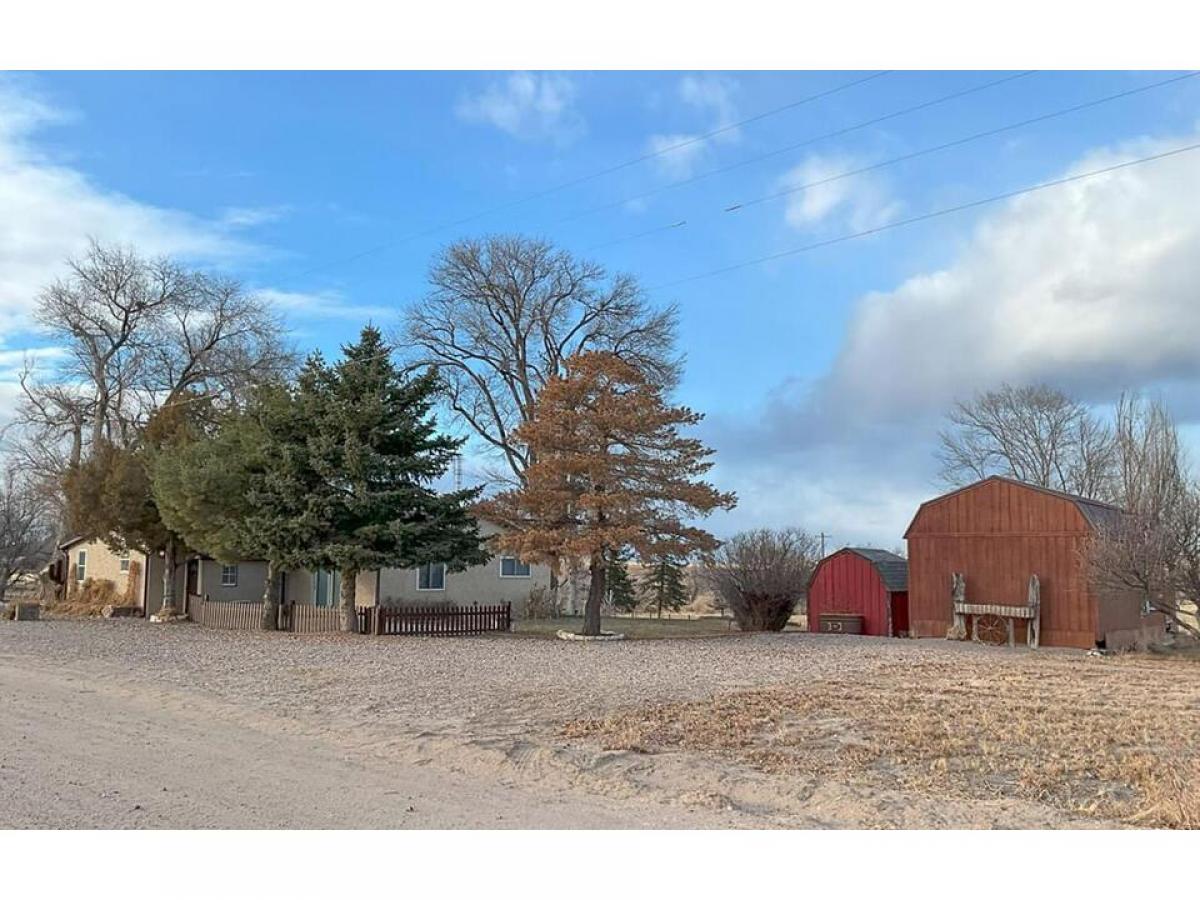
xmin=0 ymin=619 xmax=1154 ymax=828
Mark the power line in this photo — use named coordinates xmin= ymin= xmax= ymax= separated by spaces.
xmin=725 ymin=70 xmax=1199 ymax=213
xmin=550 ymin=71 xmax=1036 ymax=227
xmin=289 ymin=71 xmax=891 ymax=280
xmin=647 ymin=140 xmax=1200 ymax=292
xmin=588 ymin=71 xmax=1198 ymax=250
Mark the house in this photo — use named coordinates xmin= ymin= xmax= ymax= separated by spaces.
xmin=807 ymin=547 xmax=908 ymax=637
xmin=55 ymin=537 xmax=269 ymax=615
xmin=54 ymin=520 xmax=552 ymax=617
xmin=904 ymin=475 xmax=1164 ymax=650
xmin=353 ymin=521 xmax=553 ymax=610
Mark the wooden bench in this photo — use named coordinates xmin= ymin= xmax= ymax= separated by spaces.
xmin=950 ymin=573 xmax=1041 ymax=649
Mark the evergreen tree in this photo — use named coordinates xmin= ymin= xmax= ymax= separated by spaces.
xmin=641 ymin=555 xmax=689 ymax=618
xmin=478 ymin=351 xmax=736 ymax=636
xmin=66 ymin=401 xmax=203 ymax=616
xmin=302 ymin=326 xmax=489 ymax=631
xmin=153 ymin=382 xmax=324 ymax=629
xmin=605 ymin=553 xmax=638 ymax=613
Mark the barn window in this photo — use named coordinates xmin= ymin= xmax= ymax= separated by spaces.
xmin=221 ymin=564 xmax=239 ymax=587
xmin=119 ymin=551 xmax=131 ymax=573
xmin=75 ymin=549 xmax=87 ymax=583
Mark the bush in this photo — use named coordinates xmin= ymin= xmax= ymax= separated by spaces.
xmin=523 ymin=585 xmax=560 ymax=619
xmin=702 ymin=528 xmax=819 ymax=632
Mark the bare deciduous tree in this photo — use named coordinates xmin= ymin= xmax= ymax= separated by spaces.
xmin=1088 ymin=394 xmax=1200 ymax=639
xmin=937 ymin=383 xmax=1116 ymax=499
xmin=702 ymin=528 xmax=820 ymax=632
xmin=403 ymin=235 xmax=681 ymax=486
xmin=33 ymin=240 xmax=191 ymax=454
xmin=14 ymin=240 xmax=293 ymax=494
xmin=0 ymin=468 xmax=55 ymax=605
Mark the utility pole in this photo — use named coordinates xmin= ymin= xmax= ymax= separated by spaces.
xmin=819 ymin=532 xmax=830 ymax=557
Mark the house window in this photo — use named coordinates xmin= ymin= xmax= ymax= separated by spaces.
xmin=417 ymin=563 xmax=446 ymax=591
xmin=312 ymin=569 xmax=341 ymax=608
xmin=75 ymin=549 xmax=87 ymax=583
xmin=119 ymin=551 xmax=131 ymax=573
xmin=221 ymin=564 xmax=239 ymax=587
xmin=500 ymin=556 xmax=531 ymax=578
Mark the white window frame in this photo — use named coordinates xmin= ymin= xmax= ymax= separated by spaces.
xmin=75 ymin=549 xmax=87 ymax=583
xmin=119 ymin=551 xmax=131 ymax=573
xmin=220 ymin=564 xmax=239 ymax=588
xmin=416 ymin=562 xmax=446 ymax=591
xmin=499 ymin=556 xmax=531 ymax=578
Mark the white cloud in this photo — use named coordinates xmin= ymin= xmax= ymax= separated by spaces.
xmin=646 ymin=74 xmax=740 ymax=179
xmin=219 ymin=205 xmax=289 ymax=229
xmin=254 ymin=288 xmax=393 ymax=322
xmin=455 ymin=73 xmax=584 ymax=145
xmin=821 ymin=130 xmax=1200 ymax=420
xmin=777 ymin=153 xmax=901 ymax=232
xmin=0 ymin=79 xmax=258 ymax=340
xmin=705 ymin=129 xmax=1200 ymax=545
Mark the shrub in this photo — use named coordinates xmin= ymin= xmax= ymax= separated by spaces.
xmin=702 ymin=528 xmax=819 ymax=631
xmin=523 ymin=585 xmax=559 ymax=619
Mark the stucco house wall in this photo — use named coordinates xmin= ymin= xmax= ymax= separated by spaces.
xmin=62 ymin=538 xmax=146 ymax=605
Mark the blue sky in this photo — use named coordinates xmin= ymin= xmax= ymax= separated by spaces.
xmin=3 ymin=70 xmax=1199 ymax=546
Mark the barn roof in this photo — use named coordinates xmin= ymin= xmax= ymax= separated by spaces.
xmin=903 ymin=475 xmax=1125 ymax=537
xmin=844 ymin=548 xmax=909 ymax=592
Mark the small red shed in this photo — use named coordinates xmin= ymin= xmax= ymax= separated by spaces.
xmin=807 ymin=548 xmax=909 ymax=637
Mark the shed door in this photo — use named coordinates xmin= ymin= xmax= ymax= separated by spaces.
xmin=891 ymin=592 xmax=909 ymax=637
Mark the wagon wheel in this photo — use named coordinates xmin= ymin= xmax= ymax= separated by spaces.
xmin=974 ymin=613 xmax=1009 ymax=646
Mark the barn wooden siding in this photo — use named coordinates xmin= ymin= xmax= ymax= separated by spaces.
xmin=905 ymin=478 xmax=1098 ymax=649
xmin=807 ymin=550 xmax=893 ymax=636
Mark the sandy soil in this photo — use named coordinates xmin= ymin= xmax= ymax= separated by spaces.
xmin=2 ymin=619 xmax=1194 ymax=828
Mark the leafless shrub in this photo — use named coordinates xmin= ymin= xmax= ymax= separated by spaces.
xmin=0 ymin=468 xmax=55 ymax=605
xmin=522 ymin=585 xmax=559 ymax=619
xmin=701 ymin=528 xmax=819 ymax=631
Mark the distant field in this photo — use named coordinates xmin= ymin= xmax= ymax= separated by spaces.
xmin=514 ymin=615 xmax=741 ymax=639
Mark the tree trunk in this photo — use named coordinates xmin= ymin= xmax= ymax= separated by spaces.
xmin=548 ymin=562 xmax=560 ymax=618
xmin=339 ymin=567 xmax=359 ymax=633
xmin=160 ymin=539 xmax=178 ymax=617
xmin=566 ymin=562 xmax=579 ymax=616
xmin=260 ymin=560 xmax=279 ymax=631
xmin=583 ymin=554 xmax=606 ymax=636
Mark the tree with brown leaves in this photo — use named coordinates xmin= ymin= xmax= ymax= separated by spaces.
xmin=477 ymin=351 xmax=735 ymax=636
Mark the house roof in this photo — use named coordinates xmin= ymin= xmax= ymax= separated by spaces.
xmin=843 ymin=547 xmax=909 ymax=592
xmin=903 ymin=474 xmax=1125 ymax=537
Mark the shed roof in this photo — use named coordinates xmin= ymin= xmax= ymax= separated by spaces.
xmin=903 ymin=475 xmax=1125 ymax=537
xmin=841 ymin=547 xmax=909 ymax=592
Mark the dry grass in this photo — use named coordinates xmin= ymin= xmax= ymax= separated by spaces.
xmin=513 ymin=614 xmax=740 ymax=640
xmin=45 ymin=578 xmax=120 ymax=618
xmin=563 ymin=653 xmax=1200 ymax=827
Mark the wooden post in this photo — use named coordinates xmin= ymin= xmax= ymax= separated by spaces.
xmin=948 ymin=573 xmax=968 ymax=640
xmin=1027 ymin=574 xmax=1041 ymax=649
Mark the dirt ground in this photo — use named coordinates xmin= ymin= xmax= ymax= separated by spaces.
xmin=1 ymin=619 xmax=1196 ymax=828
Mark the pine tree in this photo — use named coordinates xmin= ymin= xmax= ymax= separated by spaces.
xmin=153 ymin=382 xmax=325 ymax=628
xmin=302 ymin=326 xmax=489 ymax=631
xmin=605 ymin=553 xmax=638 ymax=613
xmin=66 ymin=400 xmax=204 ymax=617
xmin=641 ymin=555 xmax=689 ymax=618
xmin=478 ymin=351 xmax=736 ymax=636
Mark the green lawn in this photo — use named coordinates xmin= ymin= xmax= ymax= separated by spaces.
xmin=513 ymin=614 xmax=741 ymax=640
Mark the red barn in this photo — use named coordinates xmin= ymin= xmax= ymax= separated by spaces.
xmin=807 ymin=548 xmax=909 ymax=637
xmin=904 ymin=476 xmax=1164 ymax=650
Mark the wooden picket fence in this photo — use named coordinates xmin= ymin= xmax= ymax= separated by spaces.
xmin=190 ymin=599 xmax=511 ymax=636
xmin=371 ymin=603 xmax=512 ymax=636
xmin=279 ymin=603 xmax=353 ymax=634
xmin=191 ymin=598 xmax=265 ymax=630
